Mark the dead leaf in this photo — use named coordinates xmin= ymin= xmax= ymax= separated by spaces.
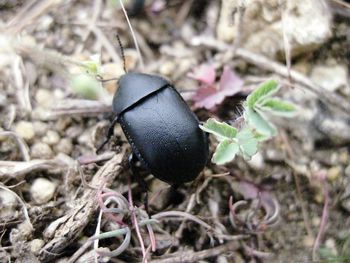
xmin=191 ymin=66 xmax=244 ymax=110
xmin=188 ymin=63 xmax=216 ymax=85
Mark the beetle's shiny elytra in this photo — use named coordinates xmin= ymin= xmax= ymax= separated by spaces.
xmin=112 ymin=72 xmax=209 ymax=184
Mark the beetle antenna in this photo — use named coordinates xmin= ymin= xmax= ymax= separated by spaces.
xmin=96 ymin=75 xmax=119 ymax=83
xmin=118 ymin=0 xmax=145 ymax=71
xmin=116 ymin=34 xmax=127 ymax=73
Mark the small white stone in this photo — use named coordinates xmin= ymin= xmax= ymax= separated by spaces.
xmin=54 ymin=138 xmax=73 ymax=155
xmin=248 ymin=152 xmax=265 ymax=170
xmin=42 ymin=130 xmax=60 ymax=145
xmin=35 ymin=89 xmax=53 ymax=108
xmin=31 ymin=142 xmax=53 ymax=159
xmin=159 ymin=61 xmax=176 ymax=76
xmin=15 ymin=121 xmax=35 ymax=141
xmin=311 ymin=64 xmax=349 ymax=92
xmin=33 ymin=121 xmax=49 ymax=136
xmin=30 ymin=239 xmax=45 ymax=254
xmin=30 ymin=178 xmax=56 ymax=204
xmin=0 ymin=189 xmax=18 ymax=218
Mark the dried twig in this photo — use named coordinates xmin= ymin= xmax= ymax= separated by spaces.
xmin=33 ymin=99 xmax=111 ymax=121
xmin=279 ymin=0 xmax=292 ymax=87
xmin=77 ymin=0 xmax=103 ymax=53
xmin=0 ymin=159 xmax=64 ymax=180
xmin=5 ymin=0 xmax=61 ymax=34
xmin=0 ymin=184 xmax=33 ymax=230
xmin=90 ymin=25 xmax=121 ymax=64
xmin=148 ymin=241 xmax=238 ymax=263
xmin=118 ymin=0 xmax=144 ymax=70
xmin=280 ymin=131 xmax=314 ymax=239
xmin=312 ymin=172 xmax=330 ymax=261
xmin=0 ymin=131 xmax=30 ymax=161
xmin=12 ymin=55 xmax=32 ymax=113
xmin=38 ymin=153 xmax=124 ymax=262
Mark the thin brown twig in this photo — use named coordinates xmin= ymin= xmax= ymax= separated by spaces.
xmin=0 ymin=159 xmax=65 ymax=180
xmin=279 ymin=0 xmax=292 ymax=88
xmin=118 ymin=0 xmax=144 ymax=70
xmin=79 ymin=0 xmax=103 ymax=49
xmin=0 ymin=131 xmax=30 ymax=161
xmin=232 ymin=0 xmax=245 ymax=55
xmin=128 ymin=177 xmax=147 ymax=262
xmin=39 ymin=153 xmax=124 ymax=262
xmin=312 ymin=172 xmax=330 ymax=261
xmin=90 ymin=25 xmax=121 ymax=64
xmin=12 ymin=55 xmax=32 ymax=113
xmin=5 ymin=0 xmax=61 ymax=34
xmin=331 ymin=0 xmax=350 ymax=9
xmin=280 ymin=130 xmax=314 ymax=239
xmin=0 ymin=184 xmax=33 ymax=231
xmin=175 ymin=0 xmax=194 ymax=26
xmin=148 ymin=241 xmax=238 ymax=263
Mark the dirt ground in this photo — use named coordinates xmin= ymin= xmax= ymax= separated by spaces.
xmin=0 ymin=0 xmax=350 ymax=262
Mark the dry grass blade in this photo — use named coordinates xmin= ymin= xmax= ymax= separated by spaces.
xmin=148 ymin=241 xmax=238 ymax=263
xmin=0 ymin=184 xmax=33 ymax=230
xmin=34 ymin=99 xmax=111 ymax=120
xmin=38 ymin=152 xmax=124 ymax=262
xmin=12 ymin=55 xmax=32 ymax=113
xmin=5 ymin=0 xmax=62 ymax=34
xmin=0 ymin=131 xmax=30 ymax=161
xmin=0 ymin=159 xmax=63 ymax=179
xmin=90 ymin=25 xmax=121 ymax=64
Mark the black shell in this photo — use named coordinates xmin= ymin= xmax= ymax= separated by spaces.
xmin=115 ymin=72 xmax=209 ymax=184
xmin=113 ymin=73 xmax=168 ymax=116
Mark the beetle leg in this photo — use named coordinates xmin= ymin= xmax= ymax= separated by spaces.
xmin=96 ymin=116 xmax=119 ymax=154
xmin=128 ymin=154 xmax=151 ymax=217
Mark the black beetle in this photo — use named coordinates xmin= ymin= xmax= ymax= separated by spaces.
xmin=98 ymin=72 xmax=209 ymax=185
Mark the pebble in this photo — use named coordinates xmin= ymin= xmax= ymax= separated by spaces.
xmin=159 ymin=61 xmax=176 ymax=77
xmin=341 ymin=199 xmax=350 ymax=213
xmin=247 ymin=152 xmax=265 ymax=170
xmin=30 ymin=142 xmax=53 ymax=159
xmin=303 ymin=235 xmax=315 ymax=247
xmin=30 ymin=239 xmax=45 ymax=254
xmin=55 ymin=117 xmax=72 ymax=132
xmin=54 ymin=138 xmax=73 ymax=155
xmin=30 ymin=178 xmax=56 ymax=204
xmin=35 ymin=89 xmax=53 ymax=108
xmin=42 ymin=130 xmax=60 ymax=145
xmin=15 ymin=121 xmax=35 ymax=141
xmin=0 ymin=189 xmax=18 ymax=218
xmin=33 ymin=121 xmax=49 ymax=136
xmin=0 ymin=93 xmax=7 ymax=107
xmin=10 ymin=221 xmax=33 ymax=243
xmin=325 ymin=238 xmax=338 ymax=255
xmin=311 ymin=64 xmax=348 ymax=92
xmin=327 ymin=166 xmax=341 ymax=182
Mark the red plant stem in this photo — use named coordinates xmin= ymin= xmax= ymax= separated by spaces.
xmin=312 ymin=178 xmax=330 ymax=261
xmin=128 ymin=178 xmax=147 ymax=262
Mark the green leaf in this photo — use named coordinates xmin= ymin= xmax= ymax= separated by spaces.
xmin=258 ymin=98 xmax=296 ymax=117
xmin=199 ymin=118 xmax=237 ymax=141
xmin=245 ymin=108 xmax=277 ymax=138
xmin=71 ymin=74 xmax=101 ymax=100
xmin=212 ymin=139 xmax=239 ymax=165
xmin=81 ymin=54 xmax=102 ymax=75
xmin=254 ymin=133 xmax=270 ymax=142
xmin=236 ymin=128 xmax=258 ymax=160
xmin=246 ymin=79 xmax=279 ymax=108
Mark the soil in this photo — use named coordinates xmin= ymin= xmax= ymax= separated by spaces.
xmin=0 ymin=1 xmax=350 ymax=263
